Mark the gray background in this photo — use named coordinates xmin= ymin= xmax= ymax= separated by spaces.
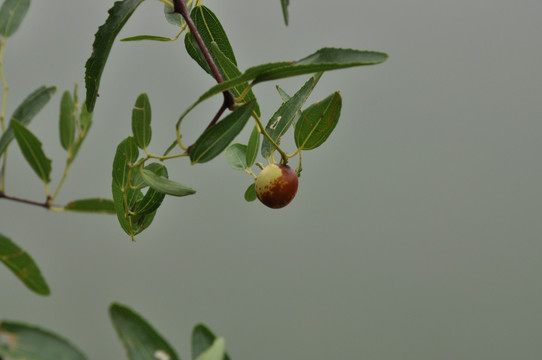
xmin=2 ymin=0 xmax=542 ymax=359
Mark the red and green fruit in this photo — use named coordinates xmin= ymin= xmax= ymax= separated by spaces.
xmin=254 ymin=163 xmax=298 ymax=209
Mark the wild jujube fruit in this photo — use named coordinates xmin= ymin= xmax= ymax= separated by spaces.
xmin=254 ymin=163 xmax=298 ymax=208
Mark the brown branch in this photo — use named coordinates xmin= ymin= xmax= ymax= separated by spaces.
xmin=0 ymin=191 xmax=51 ymax=209
xmin=186 ymin=101 xmax=228 ymax=154
xmin=172 ymin=0 xmax=235 ymax=109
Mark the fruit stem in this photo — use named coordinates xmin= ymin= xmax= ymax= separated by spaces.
xmin=295 ymin=150 xmax=303 ymax=176
xmin=287 ymin=148 xmax=301 ymax=158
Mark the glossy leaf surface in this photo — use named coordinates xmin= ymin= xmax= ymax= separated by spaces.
xmin=295 ymin=91 xmax=342 ymax=150
xmin=59 ymin=90 xmax=76 ymax=150
xmin=0 ymin=321 xmax=86 ymax=359
xmin=132 ymin=93 xmax=152 ymax=149
xmin=11 ymin=119 xmax=52 ymax=184
xmin=261 ymin=73 xmax=321 ymax=157
xmin=190 ymin=101 xmax=255 ymax=164
xmin=0 ymin=233 xmax=50 ymax=295
xmin=64 ymin=198 xmax=116 ymax=214
xmin=110 ymin=303 xmax=179 ymax=360
xmin=0 ymin=86 xmax=56 ymax=156
xmin=85 ymin=0 xmax=146 ymax=112
xmin=0 ymin=0 xmax=30 ymax=37
xmin=139 ymin=167 xmax=196 ymax=197
xmin=225 ymin=143 xmax=248 ymax=170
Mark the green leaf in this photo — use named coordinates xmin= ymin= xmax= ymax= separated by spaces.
xmin=126 ymin=179 xmax=144 ymax=209
xmin=164 ymin=3 xmax=181 ymax=26
xmin=184 ymin=32 xmax=211 ymax=74
xmin=164 ymin=1 xmax=193 ymax=27
xmin=190 ymin=101 xmax=255 ymax=164
xmin=208 ymin=42 xmax=260 ymax=116
xmin=203 ymin=48 xmax=387 ymax=100
xmin=112 ymin=181 xmax=132 ymax=236
xmin=176 ymin=47 xmax=387 ymax=127
xmin=132 ymin=93 xmax=152 ymax=149
xmin=0 ymin=233 xmax=50 ymax=296
xmin=133 ymin=163 xmax=168 ymax=215
xmin=112 ymin=136 xmax=139 ymax=187
xmin=11 ymin=119 xmax=52 ymax=184
xmin=0 ymin=321 xmax=86 ymax=359
xmin=280 ymin=0 xmax=289 ymax=26
xmin=121 ymin=34 xmax=175 ymax=42
xmin=0 ymin=86 xmax=57 ymax=156
xmin=225 ymin=143 xmax=247 ymax=170
xmin=0 ymin=0 xmax=30 ymax=37
xmin=85 ymin=0 xmax=146 ymax=112
xmin=195 ymin=338 xmax=225 ymax=360
xmin=79 ymin=102 xmax=92 ymax=133
xmin=185 ymin=5 xmax=237 ymax=75
xmin=295 ymin=91 xmax=342 ymax=150
xmin=276 ymin=85 xmax=291 ymax=102
xmin=70 ymin=103 xmax=93 ymax=162
xmin=59 ymin=90 xmax=76 ymax=150
xmin=244 ymin=182 xmax=256 ymax=202
xmin=110 ymin=303 xmax=179 ymax=360
xmin=139 ymin=167 xmax=196 ymax=197
xmin=64 ymin=198 xmax=116 ymax=214
xmin=129 ymin=209 xmax=157 ymax=237
xmin=192 ymin=324 xmax=231 ymax=360
xmin=111 ymin=137 xmax=145 ymax=238
xmin=275 ymin=86 xmax=301 ymax=127
xmin=261 ymin=73 xmax=321 ymax=158
xmin=246 ymin=125 xmax=260 ymax=168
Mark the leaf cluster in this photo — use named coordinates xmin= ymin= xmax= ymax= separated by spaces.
xmin=0 ymin=303 xmax=227 ymax=360
xmin=1 ymin=0 xmax=389 ymax=356
xmin=83 ymin=0 xmax=387 ymax=239
xmin=0 ymin=1 xmax=114 ymax=295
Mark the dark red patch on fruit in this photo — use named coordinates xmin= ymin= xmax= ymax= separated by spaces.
xmin=256 ymin=164 xmax=298 ymax=209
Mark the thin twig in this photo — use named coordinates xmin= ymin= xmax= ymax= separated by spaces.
xmin=185 ymin=101 xmax=228 ymax=154
xmin=0 ymin=191 xmax=51 ymax=209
